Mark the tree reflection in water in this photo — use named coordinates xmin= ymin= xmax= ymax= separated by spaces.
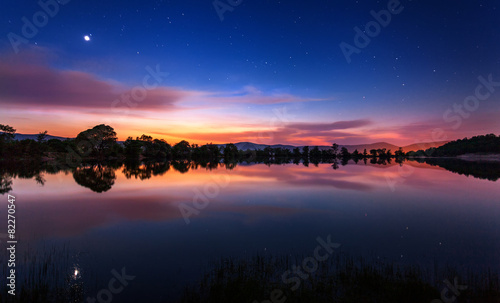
xmin=73 ymin=164 xmax=116 ymax=193
xmin=122 ymin=161 xmax=171 ymax=180
xmin=0 ymin=159 xmax=499 ymax=194
xmin=0 ymin=173 xmax=13 ymax=194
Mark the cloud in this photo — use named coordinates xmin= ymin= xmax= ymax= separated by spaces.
xmin=369 ymin=113 xmax=500 ymax=145
xmin=285 ymin=119 xmax=372 ymax=132
xmin=0 ymin=53 xmax=326 ymax=119
xmin=0 ymin=59 xmax=188 ymax=111
xmin=165 ymin=119 xmax=372 ymax=145
xmin=195 ymin=85 xmax=328 ymax=105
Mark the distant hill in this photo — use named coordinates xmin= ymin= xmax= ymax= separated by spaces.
xmin=217 ymin=141 xmax=449 ymax=153
xmin=402 ymin=141 xmax=450 ymax=153
xmin=409 ymin=134 xmax=500 ymax=157
xmin=13 ymin=133 xmax=70 ymax=141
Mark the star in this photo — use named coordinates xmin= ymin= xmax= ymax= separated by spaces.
xmin=84 ymin=35 xmax=91 ymax=42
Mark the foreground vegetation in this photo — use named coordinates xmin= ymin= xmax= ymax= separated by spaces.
xmin=1 ymin=245 xmax=498 ymax=303
xmin=178 ymin=252 xmax=499 ymax=303
xmin=0 ymin=245 xmax=85 ymax=303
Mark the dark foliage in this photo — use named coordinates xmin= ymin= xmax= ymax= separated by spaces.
xmin=177 ymin=253 xmax=499 ymax=303
xmin=408 ymin=134 xmax=500 ymax=157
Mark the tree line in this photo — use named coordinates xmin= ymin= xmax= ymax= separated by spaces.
xmin=0 ymin=124 xmax=409 ymax=163
xmin=3 ymin=123 xmax=497 ymax=163
xmin=407 ymin=134 xmax=500 ymax=157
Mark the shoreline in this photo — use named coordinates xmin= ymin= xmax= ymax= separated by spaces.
xmin=457 ymin=153 xmax=500 ymax=162
xmin=408 ymin=154 xmax=500 ymax=162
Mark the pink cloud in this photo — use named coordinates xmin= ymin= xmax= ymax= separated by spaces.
xmin=0 ymin=59 xmax=188 ymax=111
xmin=0 ymin=53 xmax=327 ymax=121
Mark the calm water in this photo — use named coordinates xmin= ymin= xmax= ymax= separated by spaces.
xmin=1 ymin=160 xmax=499 ymax=302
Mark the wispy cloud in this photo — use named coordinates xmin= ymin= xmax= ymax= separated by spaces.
xmin=285 ymin=119 xmax=372 ymax=131
xmin=163 ymin=119 xmax=372 ymax=145
xmin=193 ymin=85 xmax=328 ymax=105
xmin=0 ymin=59 xmax=187 ymax=111
xmin=0 ymin=52 xmax=324 ymax=115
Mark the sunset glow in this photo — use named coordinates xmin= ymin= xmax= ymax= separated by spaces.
xmin=1 ymin=1 xmax=499 ymax=146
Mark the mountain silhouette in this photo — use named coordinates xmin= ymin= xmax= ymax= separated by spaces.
xmin=216 ymin=141 xmax=449 ymax=153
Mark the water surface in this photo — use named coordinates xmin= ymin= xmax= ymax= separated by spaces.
xmin=1 ymin=160 xmax=499 ymax=302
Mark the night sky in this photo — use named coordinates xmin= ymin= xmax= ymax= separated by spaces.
xmin=1 ymin=0 xmax=499 ymax=146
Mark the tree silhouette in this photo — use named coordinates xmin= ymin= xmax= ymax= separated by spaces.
xmin=208 ymin=144 xmax=222 ymax=159
xmin=394 ymin=147 xmax=405 ymax=159
xmin=292 ymin=147 xmax=301 ymax=159
xmin=376 ymin=148 xmax=387 ymax=158
xmin=173 ymin=140 xmax=191 ymax=159
xmin=340 ymin=147 xmax=350 ymax=159
xmin=0 ymin=124 xmax=16 ymax=157
xmin=0 ymin=124 xmax=16 ymax=140
xmin=75 ymin=124 xmax=118 ymax=158
xmin=37 ymin=130 xmax=48 ymax=143
xmin=124 ymin=137 xmax=143 ymax=158
xmin=223 ymin=143 xmax=238 ymax=160
xmin=331 ymin=143 xmax=339 ymax=157
xmin=310 ymin=146 xmax=321 ymax=161
xmin=138 ymin=134 xmax=153 ymax=142
xmin=302 ymin=146 xmax=309 ymax=160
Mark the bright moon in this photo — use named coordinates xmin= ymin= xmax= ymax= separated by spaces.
xmin=84 ymin=35 xmax=90 ymax=41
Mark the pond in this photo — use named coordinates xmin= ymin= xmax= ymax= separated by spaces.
xmin=0 ymin=159 xmax=499 ymax=302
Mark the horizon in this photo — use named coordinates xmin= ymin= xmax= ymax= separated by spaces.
xmin=1 ymin=1 xmax=499 ymax=146
xmin=11 ymin=129 xmax=453 ymax=148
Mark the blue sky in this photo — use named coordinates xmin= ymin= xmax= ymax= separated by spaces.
xmin=1 ymin=0 xmax=499 ymax=145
